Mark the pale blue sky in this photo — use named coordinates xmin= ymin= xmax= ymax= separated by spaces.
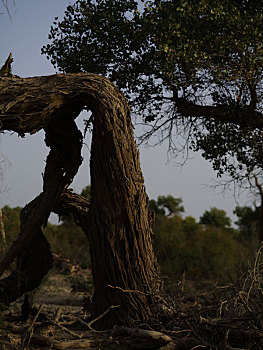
xmin=0 ymin=0 xmax=250 ymax=224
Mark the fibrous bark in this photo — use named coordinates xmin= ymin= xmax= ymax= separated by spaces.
xmin=0 ymin=73 xmax=160 ymax=327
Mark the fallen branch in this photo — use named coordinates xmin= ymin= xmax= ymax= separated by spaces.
xmin=19 ymin=304 xmax=42 ymax=350
xmin=87 ymin=305 xmax=120 ymax=330
xmin=112 ymin=326 xmax=173 ymax=342
xmin=48 ymin=319 xmax=82 ymax=339
xmin=70 ymin=315 xmax=95 ymax=330
xmin=54 ymin=307 xmax=63 ymax=322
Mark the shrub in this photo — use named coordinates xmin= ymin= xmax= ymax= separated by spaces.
xmin=152 ymin=214 xmax=252 ymax=285
xmin=44 ymin=222 xmax=91 ymax=268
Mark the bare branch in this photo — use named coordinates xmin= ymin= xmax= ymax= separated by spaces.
xmin=1 ymin=0 xmax=16 ymax=19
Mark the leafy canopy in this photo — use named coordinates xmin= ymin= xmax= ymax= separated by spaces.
xmin=149 ymin=194 xmax=184 ymax=217
xmin=42 ymin=0 xmax=263 ymax=179
xmin=234 ymin=205 xmax=260 ymax=240
xmin=200 ymin=207 xmax=231 ymax=229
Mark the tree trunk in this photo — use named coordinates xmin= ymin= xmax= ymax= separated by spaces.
xmin=259 ymin=194 xmax=263 ymax=243
xmin=88 ymin=85 xmax=160 ymax=328
xmin=253 ymin=176 xmax=263 ymax=244
xmin=0 ymin=207 xmax=7 ymax=252
xmin=0 ymin=73 xmax=161 ymax=327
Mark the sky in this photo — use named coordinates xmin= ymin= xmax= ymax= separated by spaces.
xmin=0 ymin=0 xmax=251 ymax=224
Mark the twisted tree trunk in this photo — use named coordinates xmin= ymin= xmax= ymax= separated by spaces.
xmin=0 ymin=73 xmax=160 ymax=328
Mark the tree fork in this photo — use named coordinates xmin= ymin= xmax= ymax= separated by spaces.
xmin=0 ymin=73 xmax=161 ymax=327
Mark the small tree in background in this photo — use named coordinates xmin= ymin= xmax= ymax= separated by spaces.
xmin=1 ymin=206 xmax=20 ymax=246
xmin=150 ymin=196 xmax=247 ymax=285
xmin=45 ymin=186 xmax=92 ymax=268
xmin=149 ymin=195 xmax=184 ymax=217
xmin=200 ymin=207 xmax=231 ymax=229
xmin=234 ymin=205 xmax=260 ymax=242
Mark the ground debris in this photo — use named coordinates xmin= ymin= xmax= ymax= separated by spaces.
xmin=2 ymin=251 xmax=263 ymax=349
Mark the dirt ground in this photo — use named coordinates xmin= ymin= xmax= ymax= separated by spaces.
xmin=2 ymin=256 xmax=108 ymax=349
xmin=2 ymin=255 xmax=172 ymax=349
xmin=2 ymin=254 xmax=263 ymax=349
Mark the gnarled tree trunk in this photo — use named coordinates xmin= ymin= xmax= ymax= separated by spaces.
xmin=0 ymin=73 xmax=160 ymax=328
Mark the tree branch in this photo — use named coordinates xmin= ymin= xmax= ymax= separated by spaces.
xmin=174 ymin=96 xmax=263 ymax=129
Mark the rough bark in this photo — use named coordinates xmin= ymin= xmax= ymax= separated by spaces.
xmin=0 ymin=207 xmax=7 ymax=252
xmin=254 ymin=176 xmax=263 ymax=243
xmin=88 ymin=80 xmax=160 ymax=327
xmin=0 ymin=228 xmax=53 ymax=304
xmin=0 ymin=73 xmax=161 ymax=327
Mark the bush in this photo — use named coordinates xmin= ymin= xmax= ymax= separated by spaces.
xmin=2 ymin=203 xmax=91 ymax=268
xmin=44 ymin=222 xmax=91 ymax=268
xmin=152 ymin=214 xmax=252 ymax=285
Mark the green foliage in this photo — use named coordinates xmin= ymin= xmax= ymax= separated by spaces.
xmin=199 ymin=207 xmax=231 ymax=228
xmin=2 ymin=189 xmax=91 ymax=268
xmin=152 ymin=0 xmax=263 ymax=179
xmin=151 ymin=0 xmax=263 ymax=180
xmin=80 ymin=185 xmax=91 ymax=200
xmin=2 ymin=205 xmax=21 ymax=245
xmin=42 ymin=0 xmax=140 ymax=76
xmin=44 ymin=221 xmax=90 ymax=268
xmin=191 ymin=122 xmax=263 ymax=179
xmin=182 ymin=215 xmax=200 ymax=237
xmin=44 ymin=185 xmax=92 ymax=267
xmin=152 ymin=198 xmax=252 ymax=284
xmin=3 ymin=192 xmax=258 ymax=286
xmin=149 ymin=195 xmax=184 ymax=217
xmin=151 ymin=0 xmax=263 ymax=88
xmin=234 ymin=205 xmax=260 ymax=240
xmin=42 ymin=0 xmax=263 ymax=182
xmin=41 ymin=0 xmax=168 ymax=119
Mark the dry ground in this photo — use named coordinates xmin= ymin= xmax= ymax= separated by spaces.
xmin=2 ymin=256 xmax=172 ymax=349
xmin=1 ymin=254 xmax=263 ymax=349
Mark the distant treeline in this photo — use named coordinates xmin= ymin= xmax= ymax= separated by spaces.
xmin=2 ymin=189 xmax=260 ymax=285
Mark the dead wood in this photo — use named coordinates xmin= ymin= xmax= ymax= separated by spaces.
xmin=0 ymin=228 xmax=53 ymax=304
xmin=19 ymin=304 xmax=42 ymax=350
xmin=87 ymin=305 xmax=120 ymax=330
xmin=9 ymin=322 xmax=175 ymax=349
xmin=111 ymin=326 xmax=173 ymax=345
xmin=54 ymin=307 xmax=62 ymax=322
xmin=47 ymin=319 xmax=82 ymax=339
xmin=9 ymin=329 xmax=97 ymax=349
xmin=0 ymin=72 xmax=161 ymax=327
